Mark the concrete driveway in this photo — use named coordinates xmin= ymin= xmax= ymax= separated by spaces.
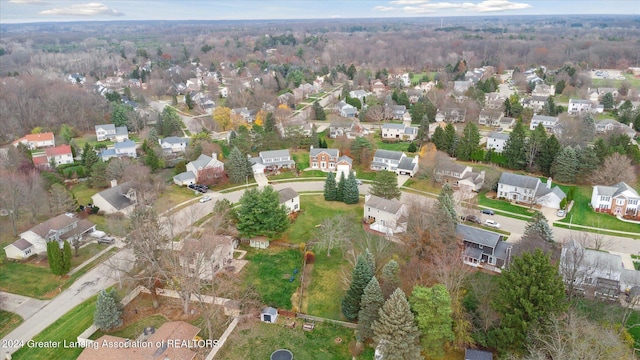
xmin=0 ymin=292 xmax=49 ymax=320
xmin=397 ymin=175 xmax=411 ymax=187
xmin=254 ymin=172 xmax=269 ymax=187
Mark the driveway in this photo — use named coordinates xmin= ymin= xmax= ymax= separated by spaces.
xmin=397 ymin=175 xmax=411 ymax=187
xmin=0 ymin=292 xmax=49 ymax=320
xmin=254 ymin=172 xmax=269 ymax=187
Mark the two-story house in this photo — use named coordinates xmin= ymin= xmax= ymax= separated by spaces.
xmin=329 ymin=119 xmax=358 ymax=139
xmin=4 ymin=213 xmax=95 ymax=260
xmin=567 ymin=99 xmax=592 ymax=115
xmin=435 ymin=161 xmax=485 ymax=192
xmin=381 ymin=118 xmax=419 ymax=141
xmin=159 ymin=137 xmax=189 ymax=154
xmin=522 ymin=96 xmax=547 ymax=112
xmin=310 ymin=147 xmax=340 ymax=171
xmin=390 ymin=105 xmax=407 ymax=120
xmin=590 ymin=182 xmax=639 ymax=220
xmin=529 ymin=114 xmax=559 ymax=132
xmin=91 ymin=180 xmax=138 ymax=215
xmin=279 ymin=187 xmax=300 ymax=214
xmin=371 ymin=149 xmax=405 ymax=172
xmin=478 ymin=109 xmax=503 ymax=127
xmin=497 ymin=173 xmax=566 ymax=209
xmin=231 ymin=107 xmax=253 ymax=123
xmin=532 ymin=83 xmax=556 ymax=98
xmin=436 ymin=108 xmax=466 ymax=123
xmin=250 ymin=149 xmax=296 ymax=174
xmin=371 ymin=79 xmax=386 ymax=96
xmin=364 ymin=194 xmax=408 ymax=235
xmin=454 ymin=80 xmax=472 ymax=94
xmin=457 ymin=224 xmax=512 ymax=273
xmin=595 ymin=119 xmax=636 ymax=139
xmin=173 ymin=235 xmax=237 ymax=280
xmin=349 ymin=89 xmax=369 ymax=103
xmin=12 ymin=132 xmax=55 ymax=150
xmin=95 ymin=124 xmax=129 ymax=142
xmin=46 ymin=144 xmax=74 ymax=166
xmin=486 ymin=132 xmax=509 ymax=153
xmin=100 ymin=140 xmax=137 ymax=161
xmin=173 ymin=153 xmax=225 ymax=186
xmin=336 ymin=101 xmax=358 ymax=118
xmin=484 ymin=92 xmax=506 ymax=111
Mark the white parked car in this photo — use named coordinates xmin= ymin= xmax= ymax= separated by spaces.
xmin=199 ymin=195 xmax=212 ymax=203
xmin=557 ymin=209 xmax=566 ymax=217
xmin=484 ymin=219 xmax=501 ymax=229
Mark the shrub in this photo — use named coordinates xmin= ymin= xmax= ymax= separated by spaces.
xmin=305 ymin=251 xmax=315 ymax=264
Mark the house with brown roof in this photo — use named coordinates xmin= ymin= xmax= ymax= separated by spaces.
xmin=4 ymin=213 xmax=95 ymax=260
xmin=77 ymin=321 xmax=200 ymax=360
xmin=12 ymin=132 xmax=55 ymax=150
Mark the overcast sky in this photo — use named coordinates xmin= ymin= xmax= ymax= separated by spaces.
xmin=1 ymin=0 xmax=638 ymax=24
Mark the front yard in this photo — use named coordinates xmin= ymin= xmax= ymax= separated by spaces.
xmin=477 ymin=191 xmax=536 ymax=218
xmin=0 ymin=310 xmax=22 ymax=339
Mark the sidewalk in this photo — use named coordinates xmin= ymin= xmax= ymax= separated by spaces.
xmin=67 ymin=242 xmax=117 ymax=276
xmin=552 ymin=221 xmax=640 ymax=237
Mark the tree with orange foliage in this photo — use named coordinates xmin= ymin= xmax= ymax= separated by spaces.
xmin=213 ymin=106 xmax=231 ymax=131
xmin=254 ymin=109 xmax=266 ymax=126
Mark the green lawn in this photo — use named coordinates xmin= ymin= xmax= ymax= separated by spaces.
xmin=281 ymin=195 xmax=363 ymax=245
xmin=155 ymin=184 xmax=200 ymax=212
xmin=292 ymin=152 xmax=310 ymax=169
xmin=242 ymin=248 xmax=302 ymax=310
xmin=90 ymin=314 xmax=168 ymax=340
xmin=70 ymin=182 xmax=100 ymax=206
xmin=0 ymin=310 xmax=22 ymax=339
xmin=591 ymin=74 xmax=640 ymax=89
xmin=215 ymin=321 xmax=372 ymax=360
xmin=12 ymin=294 xmax=98 ymax=360
xmin=559 ymin=186 xmax=640 ymax=233
xmin=305 ymin=250 xmax=348 ymax=320
xmin=403 ymin=178 xmax=442 ymax=195
xmin=477 ymin=191 xmax=536 ymax=218
xmin=70 ymin=243 xmax=111 ymax=268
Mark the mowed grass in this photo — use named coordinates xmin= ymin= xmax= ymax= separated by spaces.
xmin=0 ymin=310 xmax=23 ymax=339
xmin=281 ymin=195 xmax=363 ymax=245
xmin=215 ymin=320 xmax=372 ymax=360
xmin=11 ymin=295 xmax=98 ymax=360
xmin=91 ymin=314 xmax=168 ymax=340
xmin=242 ymin=248 xmax=302 ymax=310
xmin=155 ymin=184 xmax=199 ymax=213
xmin=477 ymin=191 xmax=536 ymax=218
xmin=70 ymin=182 xmax=100 ymax=206
xmin=305 ymin=250 xmax=349 ymax=320
xmin=559 ymin=185 xmax=640 ymax=233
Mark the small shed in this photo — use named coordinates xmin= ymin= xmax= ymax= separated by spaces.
xmin=465 ymin=348 xmax=493 ymax=360
xmin=261 ymin=307 xmax=278 ymax=323
xmin=250 ymin=236 xmax=270 ymax=249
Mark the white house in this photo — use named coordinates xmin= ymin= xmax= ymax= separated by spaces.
xmin=159 ymin=137 xmax=189 ymax=154
xmin=12 ymin=132 xmax=55 ymax=150
xmin=173 ymin=153 xmax=224 ymax=186
xmin=590 ymin=182 xmax=640 ymax=220
xmin=529 ymin=115 xmax=559 ymax=132
xmin=91 ymin=180 xmax=138 ymax=215
xmin=250 ymin=149 xmax=295 ymax=174
xmin=278 ymin=187 xmax=300 ymax=214
xmin=364 ymin=194 xmax=408 ymax=235
xmin=486 ymin=132 xmax=509 ymax=153
xmin=567 ymin=99 xmax=592 ymax=115
xmin=336 ymin=101 xmax=357 ymax=118
xmin=532 ymin=83 xmax=555 ymax=97
xmin=381 ymin=117 xmax=418 ymax=141
xmin=497 ymin=173 xmax=566 ymax=209
xmin=435 ymin=161 xmax=485 ymax=192
xmin=335 ymin=156 xmax=353 ymax=182
xmin=371 ymin=149 xmax=405 ymax=172
xmin=523 ymin=96 xmax=547 ymax=112
xmin=172 ymin=235 xmax=236 ymax=280
xmin=349 ymin=89 xmax=369 ymax=103
xmin=95 ymin=124 xmax=129 ymax=142
xmin=100 ymin=140 xmax=137 ymax=161
xmin=4 ymin=213 xmax=95 ymax=260
xmin=42 ymin=144 xmax=74 ymax=167
xmin=478 ymin=109 xmax=503 ymax=127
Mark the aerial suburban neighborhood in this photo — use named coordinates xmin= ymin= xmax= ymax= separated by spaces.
xmin=0 ymin=3 xmax=639 ymax=360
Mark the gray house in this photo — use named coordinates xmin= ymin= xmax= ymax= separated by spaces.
xmin=371 ymin=149 xmax=405 ymax=172
xmin=497 ymin=173 xmax=566 ymax=209
xmin=457 ymin=224 xmax=512 ymax=273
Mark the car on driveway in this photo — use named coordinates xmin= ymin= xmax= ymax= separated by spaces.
xmin=484 ymin=219 xmax=501 ymax=229
xmin=98 ymin=236 xmax=115 ymax=245
xmin=480 ymin=209 xmax=495 ymax=215
xmin=199 ymin=195 xmax=212 ymax=203
xmin=356 ymin=180 xmax=363 ymax=185
xmin=557 ymin=209 xmax=566 ymax=217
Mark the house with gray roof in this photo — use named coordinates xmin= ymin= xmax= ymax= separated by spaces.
xmin=364 ymin=194 xmax=407 ymax=235
xmin=309 ymin=147 xmax=341 ymax=172
xmin=486 ymin=132 xmax=510 ymax=153
xmin=436 ymin=108 xmax=466 ymax=123
xmin=595 ymin=119 xmax=636 ymax=139
xmin=530 ymin=114 xmax=559 ymax=132
xmin=100 ymin=140 xmax=137 ymax=161
xmin=371 ymin=149 xmax=406 ymax=172
xmin=397 ymin=155 xmax=419 ymax=177
xmin=329 ymin=118 xmax=358 ymax=139
xmin=390 ymin=105 xmax=407 ymax=120
xmin=436 ymin=161 xmax=485 ymax=192
xmin=381 ymin=117 xmax=419 ymax=142
xmin=590 ymin=182 xmax=639 ymax=220
xmin=456 ymin=223 xmax=512 ymax=273
xmin=478 ymin=109 xmax=503 ymax=127
xmin=250 ymin=149 xmax=295 ymax=174
xmin=278 ymin=187 xmax=300 ymax=214
xmin=498 ymin=173 xmax=566 ymax=209
xmin=95 ymin=124 xmax=129 ymax=142
xmin=336 ymin=101 xmax=357 ymax=118
xmin=349 ymin=89 xmax=370 ymax=103
xmin=173 ymin=153 xmax=224 ymax=186
xmin=159 ymin=136 xmax=189 ymax=154
xmin=568 ymin=98 xmax=592 ymax=115
xmin=91 ymin=180 xmax=138 ymax=215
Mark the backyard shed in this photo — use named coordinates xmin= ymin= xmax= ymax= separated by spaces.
xmin=261 ymin=307 xmax=278 ymax=323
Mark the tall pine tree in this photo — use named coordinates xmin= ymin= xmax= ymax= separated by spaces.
xmin=410 ymin=284 xmax=455 ymax=359
xmin=380 ymin=259 xmax=400 ymax=299
xmin=538 ymin=135 xmax=561 ymax=176
xmin=358 ymin=277 xmax=384 ymax=342
xmin=456 ymin=122 xmax=480 ymax=161
xmin=341 ymin=254 xmax=374 ymax=321
xmin=343 ymin=171 xmax=360 ymax=204
xmin=503 ymin=120 xmax=527 ymax=170
xmin=523 ymin=211 xmax=554 ymax=243
xmin=226 ymin=147 xmax=252 ymax=184
xmin=431 ymin=126 xmax=446 ymax=151
xmin=336 ymin=172 xmax=346 ymax=202
xmin=46 ymin=241 xmax=64 ymax=275
xmin=62 ymin=240 xmax=72 ymax=273
xmin=444 ymin=123 xmax=458 ymax=157
xmin=94 ymin=289 xmax=123 ymax=330
xmin=324 ymin=172 xmax=337 ymax=201
xmin=551 ymin=146 xmax=578 ymax=183
xmin=370 ymin=170 xmax=401 ymax=200
xmin=438 ymin=184 xmax=458 ymax=225
xmin=373 ymin=288 xmax=422 ymax=360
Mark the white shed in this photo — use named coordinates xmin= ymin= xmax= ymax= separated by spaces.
xmin=261 ymin=307 xmax=278 ymax=323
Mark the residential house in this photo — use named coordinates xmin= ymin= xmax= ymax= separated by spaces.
xmin=396 ymin=155 xmax=419 ymax=177
xmin=95 ymin=124 xmax=129 ymax=142
xmin=454 ymin=80 xmax=473 ymax=94
xmin=335 ymin=155 xmax=354 ymax=182
xmin=277 ymin=92 xmax=295 ymax=105
xmin=278 ymin=187 xmax=300 ymax=214
xmin=192 ymin=92 xmax=215 ymax=113
xmin=497 ymin=173 xmax=566 ymax=209
xmin=499 ymin=117 xmax=516 ymax=129
xmin=309 ymin=147 xmax=340 ymax=171
xmin=45 ymin=144 xmax=74 ymax=166
xmin=77 ymin=321 xmax=201 ymax=360
xmin=595 ymin=119 xmax=636 ymax=138
xmin=415 ymin=81 xmax=435 ymax=93
xmin=457 ymin=223 xmax=512 ymax=273
xmin=406 ymin=89 xmax=423 ymax=104
xmin=349 ymin=89 xmax=369 ymax=103
xmin=336 ymin=101 xmax=358 ymax=118
xmin=329 ymin=118 xmax=358 ymax=139
xmin=91 ymin=180 xmax=138 ymax=215
xmin=436 ymin=108 xmax=466 ymax=123
xmin=371 ymin=149 xmax=405 ymax=172
xmin=486 ymin=132 xmax=509 ymax=153
xmin=388 ymin=105 xmax=407 ymax=120
xmin=590 ymin=182 xmax=639 ymax=219
xmin=532 ymin=83 xmax=555 ymax=97
xmin=173 ymin=153 xmax=224 ymax=186
xmin=103 ymin=76 xmax=123 ymax=88
xmin=4 ymin=213 xmax=95 ymax=260
xmin=568 ymin=99 xmax=592 ymax=115
xmin=560 ymin=239 xmax=640 ymax=298
xmin=465 ymin=68 xmax=486 ymax=84
xmin=218 ymin=86 xmax=228 ymax=98
xmin=231 ymin=107 xmax=253 ymax=123
xmin=159 ymin=136 xmax=189 ymax=154
xmin=173 ymin=235 xmax=236 ymax=279
xmin=478 ymin=109 xmax=503 ymax=127
xmin=381 ymin=118 xmax=419 ymax=141
xmin=99 ymin=140 xmax=137 ymax=161
xmin=250 ymin=149 xmax=295 ymax=174
xmin=484 ymin=93 xmax=505 ymax=111
xmin=522 ymin=95 xmax=547 ymax=112
xmin=435 ymin=161 xmax=485 ymax=192
xmin=12 ymin=132 xmax=55 ymax=150
xmin=529 ymin=114 xmax=559 ymax=132
xmin=371 ymin=79 xmax=387 ymax=96
xmin=364 ymin=194 xmax=408 ymax=235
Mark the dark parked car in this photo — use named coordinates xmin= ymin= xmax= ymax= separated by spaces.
xmin=480 ymin=209 xmax=495 ymax=215
xmin=461 ymin=215 xmax=482 ymax=224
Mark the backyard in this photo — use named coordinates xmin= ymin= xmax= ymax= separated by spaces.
xmin=303 ymin=249 xmax=349 ymax=320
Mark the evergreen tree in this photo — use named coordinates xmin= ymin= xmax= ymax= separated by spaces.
xmin=94 ymin=289 xmax=123 ymax=330
xmin=538 ymin=135 xmax=561 ymax=176
xmin=407 ymin=142 xmax=417 ymax=153
xmin=343 ymin=171 xmax=360 ymax=204
xmin=364 ymin=248 xmax=376 ymax=274
xmin=148 ymin=127 xmax=159 ymax=145
xmin=46 ymin=241 xmax=64 ymax=275
xmin=491 ymin=250 xmax=566 ymax=352
xmin=380 ymin=259 xmax=400 ymax=299
xmin=236 ymin=187 xmax=289 ymax=238
xmin=62 ymin=240 xmax=72 ymax=273
xmin=503 ymin=120 xmax=527 ymax=170
xmin=185 ymin=92 xmax=194 ymax=110
xmin=82 ymin=143 xmax=100 ymax=176
xmin=601 ymin=92 xmax=615 ymax=110
xmin=575 ymin=146 xmax=599 ymax=179
xmin=341 ymin=254 xmax=374 ymax=321
xmin=551 ymin=146 xmax=578 ymax=183
xmin=370 ymin=170 xmax=401 ymax=200
xmin=431 ymin=126 xmax=446 ymax=151
xmin=525 ymin=124 xmax=548 ymax=172
xmin=410 ymin=284 xmax=455 ymax=359
xmin=444 ymin=123 xmax=458 ymax=157
xmin=313 ymin=101 xmax=326 ymax=120
xmin=111 ymin=103 xmax=132 ymax=128
xmin=323 ymin=172 xmax=337 ymax=201
xmin=373 ymin=288 xmax=422 ymax=360
xmin=522 ymin=211 xmax=554 ymax=243
xmin=336 ymin=172 xmax=346 ymax=202
xmin=456 ymin=122 xmax=480 ymax=161
xmin=265 ymin=112 xmax=276 ymax=133
xmin=438 ymin=184 xmax=458 ymax=225
xmin=358 ymin=277 xmax=384 ymax=342
xmin=143 ymin=142 xmax=162 ymax=171
xmin=580 ymin=113 xmax=596 ymax=143
xmin=310 ymin=125 xmax=320 ymax=148
xmin=226 ymin=147 xmax=252 ymax=184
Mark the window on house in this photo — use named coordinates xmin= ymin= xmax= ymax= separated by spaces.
xmin=629 ymin=200 xmax=638 ymax=206
xmin=616 ymin=199 xmax=624 ymax=206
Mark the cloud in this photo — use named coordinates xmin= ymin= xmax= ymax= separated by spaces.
xmin=386 ymin=0 xmax=531 ymax=14
xmin=39 ymin=2 xmax=124 ymax=16
xmin=373 ymin=5 xmax=398 ymax=12
xmin=9 ymin=0 xmax=48 ymax=4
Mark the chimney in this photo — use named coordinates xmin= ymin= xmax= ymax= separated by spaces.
xmin=547 ymin=177 xmax=552 ymax=189
xmin=310 ymin=145 xmax=314 ymax=150
xmin=212 ymin=152 xmax=217 ymax=161
xmin=110 ymin=179 xmax=118 ymax=188
xmin=480 ymin=170 xmax=486 ymax=180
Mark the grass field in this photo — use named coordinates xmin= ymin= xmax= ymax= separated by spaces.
xmin=304 ymin=250 xmax=348 ymax=320
xmin=215 ymin=320 xmax=372 ymax=360
xmin=11 ymin=295 xmax=98 ymax=360
xmin=242 ymin=248 xmax=302 ymax=310
xmin=477 ymin=191 xmax=536 ymax=218
xmin=0 ymin=310 xmax=22 ymax=339
xmin=155 ymin=184 xmax=200 ymax=212
xmin=70 ymin=182 xmax=100 ymax=206
xmin=281 ymin=195 xmax=363 ymax=245
xmin=91 ymin=314 xmax=168 ymax=340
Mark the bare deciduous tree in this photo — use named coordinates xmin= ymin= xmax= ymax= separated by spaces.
xmin=313 ymin=214 xmax=356 ymax=257
xmin=590 ymin=153 xmax=636 ymax=186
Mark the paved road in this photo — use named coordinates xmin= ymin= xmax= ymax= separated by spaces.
xmin=149 ymin=100 xmax=203 ymax=135
xmin=0 ymin=292 xmax=49 ymax=321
